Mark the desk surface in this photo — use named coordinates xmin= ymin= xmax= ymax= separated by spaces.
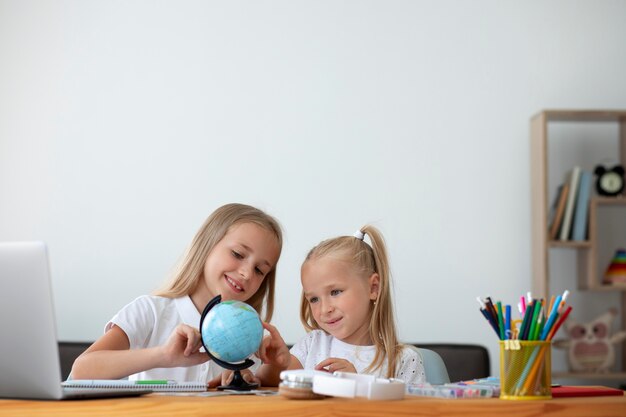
xmin=1 ymin=392 xmax=625 ymax=417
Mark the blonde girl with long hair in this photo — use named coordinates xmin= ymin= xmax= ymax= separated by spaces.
xmin=72 ymin=203 xmax=282 ymax=387
xmin=256 ymin=225 xmax=425 ymax=386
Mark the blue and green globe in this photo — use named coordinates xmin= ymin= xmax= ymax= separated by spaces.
xmin=200 ymin=299 xmax=263 ymax=363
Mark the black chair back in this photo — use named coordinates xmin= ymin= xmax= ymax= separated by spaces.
xmin=58 ymin=341 xmax=92 ymax=380
xmin=413 ymin=343 xmax=490 ymax=382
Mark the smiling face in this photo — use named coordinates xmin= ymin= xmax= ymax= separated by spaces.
xmin=191 ymin=222 xmax=280 ymax=309
xmin=301 ymin=255 xmax=379 ymax=346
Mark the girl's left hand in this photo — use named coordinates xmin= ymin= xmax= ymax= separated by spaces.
xmin=207 ymin=369 xmax=260 ymax=388
xmin=315 ymin=357 xmax=357 ymax=374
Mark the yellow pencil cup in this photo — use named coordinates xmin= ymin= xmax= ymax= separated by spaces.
xmin=499 ymin=340 xmax=551 ymax=400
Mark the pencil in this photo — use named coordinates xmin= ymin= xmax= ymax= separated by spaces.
xmin=485 ymin=297 xmax=499 ymax=328
xmin=528 ymin=299 xmax=542 ymax=340
xmin=496 ymin=301 xmax=505 ymax=340
xmin=521 ymin=300 xmax=535 ymax=340
xmin=520 ymin=305 xmax=574 ymax=395
xmin=480 ymin=307 xmax=501 ymax=337
xmin=519 ymin=343 xmax=549 ymax=396
xmin=476 ymin=297 xmax=500 ymax=338
xmin=547 ymin=295 xmax=555 ymax=317
xmin=547 ymin=305 xmax=572 ymax=341
xmin=540 ymin=295 xmax=561 ymax=340
xmin=558 ymin=290 xmax=570 ymax=312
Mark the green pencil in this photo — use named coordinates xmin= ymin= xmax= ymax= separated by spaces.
xmin=528 ymin=299 xmax=543 ymax=340
xmin=496 ymin=301 xmax=505 ymax=340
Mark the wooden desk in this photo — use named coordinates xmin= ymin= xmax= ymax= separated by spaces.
xmin=1 ymin=392 xmax=625 ymax=417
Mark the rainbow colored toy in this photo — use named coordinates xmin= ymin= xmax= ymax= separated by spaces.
xmin=604 ymin=249 xmax=626 ymax=285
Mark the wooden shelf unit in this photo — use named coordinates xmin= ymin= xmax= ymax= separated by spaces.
xmin=580 ymin=197 xmax=626 ymax=291
xmin=530 ymin=109 xmax=626 ymax=379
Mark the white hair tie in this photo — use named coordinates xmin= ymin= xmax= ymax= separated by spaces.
xmin=353 ymin=230 xmax=365 ymax=240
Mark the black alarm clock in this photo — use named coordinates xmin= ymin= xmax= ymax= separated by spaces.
xmin=593 ymin=164 xmax=625 ymax=197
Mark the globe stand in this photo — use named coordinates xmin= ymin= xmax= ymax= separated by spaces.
xmin=216 ymin=362 xmax=259 ymax=391
xmin=199 ymin=294 xmax=260 ymax=392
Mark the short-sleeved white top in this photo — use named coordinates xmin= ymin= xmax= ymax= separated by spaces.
xmin=106 ymin=295 xmax=260 ymax=382
xmin=290 ymin=330 xmax=425 ymax=384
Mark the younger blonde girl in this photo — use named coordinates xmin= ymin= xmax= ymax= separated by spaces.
xmin=257 ymin=225 xmax=425 ymax=385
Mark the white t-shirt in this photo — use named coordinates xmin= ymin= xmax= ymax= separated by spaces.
xmin=106 ymin=295 xmax=260 ymax=382
xmin=290 ymin=330 xmax=425 ymax=384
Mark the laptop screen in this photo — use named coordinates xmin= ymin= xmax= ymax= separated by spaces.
xmin=0 ymin=242 xmax=65 ymax=399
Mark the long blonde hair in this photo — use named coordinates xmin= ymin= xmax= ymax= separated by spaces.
xmin=154 ymin=203 xmax=283 ymax=322
xmin=299 ymin=225 xmax=402 ymax=378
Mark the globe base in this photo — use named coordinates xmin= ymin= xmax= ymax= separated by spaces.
xmin=217 ymin=369 xmax=259 ymax=391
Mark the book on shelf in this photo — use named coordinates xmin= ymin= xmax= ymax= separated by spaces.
xmin=559 ymin=166 xmax=581 ymax=241
xmin=548 ymin=182 xmax=569 ymax=240
xmin=571 ymin=170 xmax=592 ymax=241
xmin=547 ymin=184 xmax=562 ymax=231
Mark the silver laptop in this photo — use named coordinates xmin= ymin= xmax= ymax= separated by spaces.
xmin=0 ymin=241 xmax=149 ymax=400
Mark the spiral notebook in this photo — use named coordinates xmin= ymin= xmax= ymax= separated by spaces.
xmin=63 ymin=380 xmax=207 ymax=392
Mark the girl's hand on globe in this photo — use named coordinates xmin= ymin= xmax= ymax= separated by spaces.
xmin=257 ymin=322 xmax=291 ymax=370
xmin=315 ymin=357 xmax=357 ymax=374
xmin=207 ymin=369 xmax=259 ymax=388
xmin=160 ymin=324 xmax=209 ymax=368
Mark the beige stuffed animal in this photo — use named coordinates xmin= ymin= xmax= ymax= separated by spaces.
xmin=553 ymin=308 xmax=626 ymax=373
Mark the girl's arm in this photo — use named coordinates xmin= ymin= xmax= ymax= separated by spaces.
xmin=70 ymin=323 xmax=208 ymax=380
xmin=255 ymin=322 xmax=302 ymax=386
xmin=314 ymin=357 xmax=357 ymax=374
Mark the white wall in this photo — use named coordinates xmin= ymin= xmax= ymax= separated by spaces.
xmin=2 ymin=0 xmax=626 ymax=378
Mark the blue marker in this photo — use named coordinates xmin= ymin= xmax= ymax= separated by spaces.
xmin=505 ymin=304 xmax=511 ymax=340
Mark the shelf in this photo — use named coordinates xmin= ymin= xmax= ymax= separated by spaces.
xmin=579 ymin=197 xmax=626 ymax=290
xmin=553 ymin=371 xmax=626 ymax=381
xmin=549 ymin=240 xmax=591 ymax=249
xmin=585 ymin=283 xmax=626 ymax=292
xmin=530 ymin=109 xmax=626 ymax=381
xmin=538 ymin=109 xmax=626 ymax=122
xmin=547 ymin=200 xmax=626 ymax=250
xmin=594 ymin=196 xmax=626 ymax=205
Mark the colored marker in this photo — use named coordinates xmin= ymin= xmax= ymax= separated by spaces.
xmin=505 ymin=304 xmax=511 ymax=340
